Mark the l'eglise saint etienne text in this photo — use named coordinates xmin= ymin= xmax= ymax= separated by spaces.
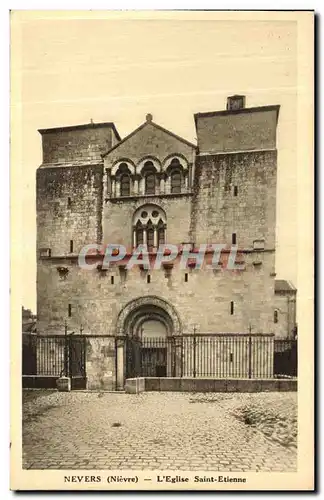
xmin=157 ymin=475 xmax=247 ymax=484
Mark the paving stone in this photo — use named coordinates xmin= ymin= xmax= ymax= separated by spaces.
xmin=22 ymin=391 xmax=297 ymax=472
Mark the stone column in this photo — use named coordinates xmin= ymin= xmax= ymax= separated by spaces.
xmin=104 ymin=169 xmax=110 ymax=199
xmin=115 ymin=179 xmax=121 ymax=198
xmin=111 ymin=178 xmax=116 ymax=198
xmin=158 ymin=172 xmax=167 ymax=195
xmin=139 ymin=177 xmax=145 ymax=196
xmin=163 ymin=224 xmax=167 ymax=244
xmin=160 ymin=177 xmax=165 ymax=194
xmin=133 ymin=228 xmax=137 ymax=248
xmin=116 ymin=336 xmax=126 ymax=391
xmin=153 ymin=227 xmax=158 ymax=248
xmin=132 ymin=173 xmax=140 ymax=196
xmin=143 ymin=227 xmax=147 ymax=245
xmin=133 ymin=177 xmax=139 ymax=195
xmin=184 ymin=171 xmax=188 ymax=191
xmin=155 ymin=173 xmax=159 ymax=194
xmin=165 ymin=175 xmax=170 ymax=195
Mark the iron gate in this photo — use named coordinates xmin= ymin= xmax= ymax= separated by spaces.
xmin=126 ymin=336 xmax=142 ymax=379
xmin=22 ymin=333 xmax=87 ymax=390
xmin=273 ymin=339 xmax=297 ymax=377
xmin=141 ymin=344 xmax=168 ymax=377
xmin=22 ymin=333 xmax=37 ymax=375
xmin=126 ymin=337 xmax=175 ymax=378
xmin=68 ymin=335 xmax=87 ymax=389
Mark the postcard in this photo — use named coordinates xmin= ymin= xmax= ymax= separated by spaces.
xmin=10 ymin=9 xmax=314 ymax=491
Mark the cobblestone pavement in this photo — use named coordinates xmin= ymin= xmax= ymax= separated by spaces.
xmin=22 ymin=391 xmax=297 ymax=471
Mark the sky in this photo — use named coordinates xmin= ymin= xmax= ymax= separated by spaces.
xmin=13 ymin=13 xmax=298 ymax=313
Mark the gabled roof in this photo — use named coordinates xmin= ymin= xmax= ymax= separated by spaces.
xmin=275 ymin=280 xmax=297 ymax=293
xmin=102 ymin=119 xmax=197 ymax=157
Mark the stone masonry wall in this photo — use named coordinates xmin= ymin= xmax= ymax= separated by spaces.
xmin=36 ymin=251 xmax=275 ymax=336
xmin=191 ymin=151 xmax=277 ymax=250
xmin=103 ymin=195 xmax=192 ymax=248
xmin=36 ymin=164 xmax=103 ymax=257
xmin=41 ymin=125 xmax=117 ymax=164
xmin=86 ymin=336 xmax=116 ymax=390
xmin=195 ymin=107 xmax=279 ymax=154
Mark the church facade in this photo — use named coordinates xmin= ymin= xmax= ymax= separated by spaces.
xmin=36 ymin=95 xmax=296 ymax=389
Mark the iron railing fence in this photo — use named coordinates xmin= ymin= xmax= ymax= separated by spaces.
xmin=139 ymin=334 xmax=277 ymax=379
xmin=22 ymin=333 xmax=87 ymax=379
xmin=23 ymin=333 xmax=298 ymax=382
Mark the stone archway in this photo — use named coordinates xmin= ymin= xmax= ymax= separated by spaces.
xmin=115 ymin=295 xmax=182 ymax=337
xmin=115 ymin=296 xmax=182 ymax=388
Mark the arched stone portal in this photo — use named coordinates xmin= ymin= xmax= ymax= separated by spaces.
xmin=115 ymin=296 xmax=182 ymax=388
xmin=116 ymin=296 xmax=182 ymax=336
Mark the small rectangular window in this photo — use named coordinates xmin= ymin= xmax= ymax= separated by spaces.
xmin=70 ymin=240 xmax=74 ymax=253
xmin=147 ymin=275 xmax=151 ymax=284
xmin=234 ymin=186 xmax=238 ymax=197
xmin=185 ymin=273 xmax=188 ymax=282
xmin=111 ymin=275 xmax=114 ymax=285
xmin=232 ymin=233 xmax=236 ymax=245
xmin=230 ymin=301 xmax=234 ymax=315
xmin=67 ymin=197 xmax=72 ymax=207
xmin=274 ymin=310 xmax=278 ymax=323
xmin=39 ymin=248 xmax=51 ymax=258
xmin=253 ymin=239 xmax=265 ymax=250
xmin=68 ymin=304 xmax=72 ymax=317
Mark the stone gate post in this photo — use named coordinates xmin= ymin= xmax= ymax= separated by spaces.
xmin=116 ymin=336 xmax=126 ymax=390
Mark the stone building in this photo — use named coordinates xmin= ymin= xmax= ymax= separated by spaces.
xmin=22 ymin=306 xmax=37 ymax=333
xmin=274 ymin=280 xmax=297 ymax=339
xmin=36 ymin=95 xmax=297 ymax=389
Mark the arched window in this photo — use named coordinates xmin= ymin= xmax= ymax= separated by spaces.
xmin=157 ymin=220 xmax=165 ymax=246
xmin=171 ymin=170 xmax=181 ymax=194
xmin=274 ymin=310 xmax=278 ymax=324
xmin=142 ymin=161 xmax=156 ymax=195
xmin=136 ymin=220 xmax=144 ymax=246
xmin=170 ymin=158 xmax=181 ymax=168
xmin=145 ymin=172 xmax=155 ymax=195
xmin=120 ymin=174 xmax=130 ymax=196
xmin=113 ymin=162 xmax=133 ymax=198
xmin=147 ymin=221 xmax=154 ymax=250
xmin=133 ymin=204 xmax=167 ymax=249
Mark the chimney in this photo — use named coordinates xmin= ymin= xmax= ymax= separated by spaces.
xmin=226 ymin=95 xmax=246 ymax=111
